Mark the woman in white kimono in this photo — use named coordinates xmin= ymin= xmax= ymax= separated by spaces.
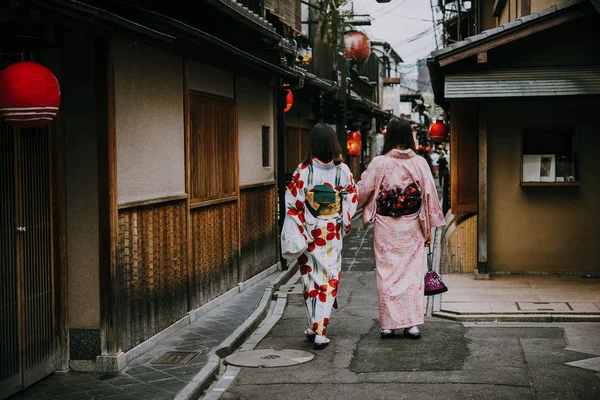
xmin=281 ymin=123 xmax=358 ymax=350
xmin=357 ymin=118 xmax=445 ymax=339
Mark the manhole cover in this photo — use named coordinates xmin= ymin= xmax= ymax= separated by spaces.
xmin=224 ymin=349 xmax=314 ymax=368
xmin=151 ymin=351 xmax=198 ymax=365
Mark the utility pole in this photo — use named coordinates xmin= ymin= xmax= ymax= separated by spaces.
xmin=457 ymin=0 xmax=462 ymax=42
xmin=429 ymin=0 xmax=439 ymax=49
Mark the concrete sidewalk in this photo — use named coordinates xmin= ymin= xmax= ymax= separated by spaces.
xmin=208 ymin=222 xmax=600 ymax=400
xmin=9 ymin=265 xmax=297 ymax=400
xmin=436 ymin=274 xmax=600 ymax=322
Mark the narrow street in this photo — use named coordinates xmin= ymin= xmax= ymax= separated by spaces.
xmin=218 ymin=222 xmax=600 ymax=400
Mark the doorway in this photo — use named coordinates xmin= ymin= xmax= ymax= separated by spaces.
xmin=0 ymin=121 xmax=56 ymax=399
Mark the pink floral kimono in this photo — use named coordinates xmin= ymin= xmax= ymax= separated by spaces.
xmin=282 ymin=159 xmax=358 ymax=336
xmin=358 ymin=149 xmax=445 ymax=330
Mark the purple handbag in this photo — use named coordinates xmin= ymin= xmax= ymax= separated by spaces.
xmin=424 ymin=246 xmax=448 ymax=296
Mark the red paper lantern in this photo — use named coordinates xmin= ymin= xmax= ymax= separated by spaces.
xmin=0 ymin=62 xmax=61 ymax=129
xmin=343 ymin=31 xmax=371 ymax=64
xmin=347 ymin=130 xmax=361 ymax=156
xmin=429 ymin=120 xmax=448 ymax=143
xmin=284 ymin=88 xmax=293 ymax=113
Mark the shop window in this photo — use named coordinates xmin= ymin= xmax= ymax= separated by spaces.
xmin=521 ymin=127 xmax=578 ymax=186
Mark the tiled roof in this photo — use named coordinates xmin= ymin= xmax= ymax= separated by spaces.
xmin=210 ymin=0 xmax=276 ymax=32
xmin=431 ymin=0 xmax=587 ymax=58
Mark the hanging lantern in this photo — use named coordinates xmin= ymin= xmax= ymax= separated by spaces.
xmin=343 ymin=31 xmax=371 ymax=64
xmin=347 ymin=130 xmax=361 ymax=156
xmin=429 ymin=120 xmax=448 ymax=143
xmin=0 ymin=61 xmax=61 ymax=129
xmin=284 ymin=88 xmax=293 ymax=113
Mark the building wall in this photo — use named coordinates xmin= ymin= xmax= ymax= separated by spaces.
xmin=480 ymin=0 xmax=497 ymax=31
xmin=113 ymin=36 xmax=185 ymax=204
xmin=531 ymin=0 xmax=564 ymax=13
xmin=62 ymin=32 xmax=100 ymax=330
xmin=236 ymin=76 xmax=274 ymax=185
xmin=189 ymin=60 xmax=234 ymax=99
xmin=484 ymin=99 xmax=600 ymax=273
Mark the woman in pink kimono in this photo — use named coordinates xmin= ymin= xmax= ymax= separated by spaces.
xmin=281 ymin=123 xmax=358 ymax=349
xmin=358 ymin=118 xmax=445 ymax=339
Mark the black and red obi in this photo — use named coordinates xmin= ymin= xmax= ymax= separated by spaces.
xmin=376 ymin=183 xmax=422 ymax=217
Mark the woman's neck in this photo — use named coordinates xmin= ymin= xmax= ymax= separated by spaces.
xmin=395 ymin=145 xmax=407 ymax=150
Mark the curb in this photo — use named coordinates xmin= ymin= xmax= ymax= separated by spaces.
xmin=173 ymin=262 xmax=298 ymax=400
xmin=201 ymin=272 xmax=300 ymax=400
xmin=433 ymin=311 xmax=600 ymax=323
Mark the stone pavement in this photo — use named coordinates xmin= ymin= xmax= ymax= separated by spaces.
xmin=10 ymin=267 xmax=294 ymax=400
xmin=213 ymin=221 xmax=600 ymax=400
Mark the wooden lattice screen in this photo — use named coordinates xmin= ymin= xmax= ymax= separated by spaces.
xmin=117 ymin=201 xmax=188 ymax=351
xmin=240 ymin=184 xmax=278 ymax=281
xmin=190 ymin=202 xmax=239 ymax=308
xmin=189 ymin=93 xmax=237 ymax=203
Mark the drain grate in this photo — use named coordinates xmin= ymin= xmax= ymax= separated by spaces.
xmin=151 ymin=351 xmax=198 ymax=365
xmin=276 ymin=284 xmax=303 ymax=295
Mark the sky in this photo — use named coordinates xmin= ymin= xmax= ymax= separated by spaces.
xmin=347 ymin=0 xmax=445 ymax=81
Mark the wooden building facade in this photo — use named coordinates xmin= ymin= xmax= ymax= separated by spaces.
xmin=0 ymin=0 xmax=301 ymax=397
xmin=429 ymin=0 xmax=600 ymax=275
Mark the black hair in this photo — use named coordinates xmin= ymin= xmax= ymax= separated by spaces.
xmin=303 ymin=123 xmax=344 ymax=165
xmin=382 ymin=118 xmax=416 ymax=155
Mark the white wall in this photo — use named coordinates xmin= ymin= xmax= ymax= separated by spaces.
xmin=236 ymin=76 xmax=275 ymax=185
xmin=189 ymin=60 xmax=234 ymax=98
xmin=113 ymin=37 xmax=185 ymax=204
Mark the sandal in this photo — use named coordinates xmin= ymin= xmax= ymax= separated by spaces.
xmin=403 ymin=326 xmax=420 ymax=340
xmin=313 ymin=335 xmax=330 ymax=350
xmin=304 ymin=328 xmax=316 ymax=342
xmin=380 ymin=329 xmax=395 ymax=339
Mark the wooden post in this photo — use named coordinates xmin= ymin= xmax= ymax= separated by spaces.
xmin=96 ymin=36 xmax=120 ymax=354
xmin=477 ymin=105 xmax=490 ymax=278
xmin=275 ymin=83 xmax=287 ymax=270
xmin=183 ymin=58 xmax=193 ymax=309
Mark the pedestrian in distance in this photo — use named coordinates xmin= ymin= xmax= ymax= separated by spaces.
xmin=429 ymin=146 xmax=439 ymax=178
xmin=280 ymin=123 xmax=358 ymax=350
xmin=438 ymin=149 xmax=448 ymax=187
xmin=357 ymin=118 xmax=445 ymax=340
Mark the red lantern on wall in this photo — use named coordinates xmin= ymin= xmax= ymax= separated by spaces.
xmin=284 ymin=88 xmax=293 ymax=113
xmin=0 ymin=61 xmax=61 ymax=129
xmin=347 ymin=130 xmax=361 ymax=156
xmin=343 ymin=31 xmax=371 ymax=64
xmin=429 ymin=120 xmax=448 ymax=143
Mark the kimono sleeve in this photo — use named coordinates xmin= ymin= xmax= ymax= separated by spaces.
xmin=281 ymin=165 xmax=309 ymax=260
xmin=339 ymin=164 xmax=358 ymax=234
xmin=418 ymin=157 xmax=446 ymax=227
xmin=357 ymin=156 xmax=384 ymax=209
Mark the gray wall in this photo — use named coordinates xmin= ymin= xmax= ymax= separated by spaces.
xmin=113 ymin=37 xmax=185 ymax=204
xmin=237 ymin=76 xmax=274 ymax=185
xmin=189 ymin=60 xmax=234 ymax=98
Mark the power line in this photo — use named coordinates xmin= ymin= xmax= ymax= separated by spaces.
xmin=371 ymin=0 xmax=408 ymax=19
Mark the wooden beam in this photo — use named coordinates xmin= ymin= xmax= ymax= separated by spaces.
xmin=383 ymin=77 xmax=401 ymax=85
xmin=52 ymin=26 xmax=69 ymax=373
xmin=439 ymin=7 xmax=587 ymax=67
xmin=477 ymin=106 xmax=489 ymax=276
xmin=96 ymin=36 xmax=119 ymax=355
xmin=521 ymin=0 xmax=531 ymax=17
xmin=234 ymin=74 xmax=242 ymax=282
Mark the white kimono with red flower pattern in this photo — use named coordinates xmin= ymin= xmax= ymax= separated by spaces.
xmin=283 ymin=159 xmax=358 ymax=336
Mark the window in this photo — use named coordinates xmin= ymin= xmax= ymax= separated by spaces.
xmin=189 ymin=92 xmax=237 ymax=202
xmin=262 ymin=126 xmax=270 ymax=168
xmin=521 ymin=127 xmax=578 ymax=186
